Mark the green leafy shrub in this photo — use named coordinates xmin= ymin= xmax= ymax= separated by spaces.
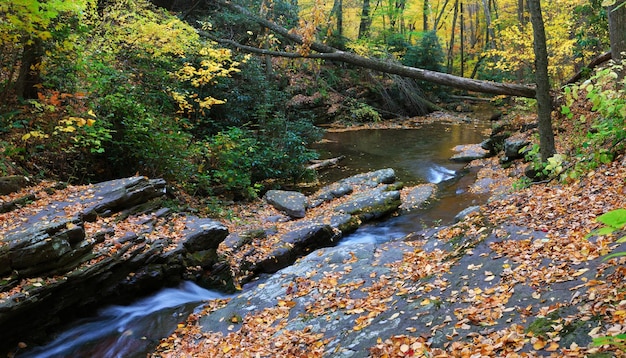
xmin=561 ymin=61 xmax=626 ymax=180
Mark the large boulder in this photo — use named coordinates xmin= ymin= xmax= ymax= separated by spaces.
xmin=503 ymin=135 xmax=531 ymax=161
xmin=333 ymin=188 xmax=401 ymax=221
xmin=0 ymin=176 xmax=30 ymax=195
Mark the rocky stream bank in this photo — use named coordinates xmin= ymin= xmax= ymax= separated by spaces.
xmin=3 ymin=113 xmax=626 ymax=357
xmin=1 ymin=164 xmax=441 ymax=356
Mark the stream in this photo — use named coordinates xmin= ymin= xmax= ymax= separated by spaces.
xmin=19 ymin=118 xmax=492 ymax=357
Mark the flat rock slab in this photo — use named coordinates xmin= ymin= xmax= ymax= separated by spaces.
xmin=399 ymin=183 xmax=437 ymax=212
xmin=450 ymin=144 xmax=490 ymax=162
xmin=191 ymin=223 xmax=611 ymax=357
xmin=264 ymin=190 xmax=308 ymax=218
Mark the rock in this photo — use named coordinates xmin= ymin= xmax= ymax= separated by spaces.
xmin=470 ymin=177 xmax=497 ymax=194
xmin=480 ymin=133 xmax=509 ymax=154
xmin=182 ymin=218 xmax=228 ymax=252
xmin=0 ymin=175 xmax=30 ymax=195
xmin=503 ymin=136 xmax=531 ymax=161
xmin=454 ymin=205 xmax=480 ymax=222
xmin=450 ymin=144 xmax=490 ymax=162
xmin=340 ymin=168 xmax=396 ymax=187
xmin=333 ymin=188 xmax=401 ymax=221
xmin=399 ymin=184 xmax=437 ymax=212
xmin=0 ymin=177 xmax=229 ymax=352
xmin=264 ymin=190 xmax=308 ymax=218
xmin=253 ymin=224 xmax=338 ymax=273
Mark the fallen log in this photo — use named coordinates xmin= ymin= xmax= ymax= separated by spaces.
xmin=307 ymin=156 xmax=345 ymax=171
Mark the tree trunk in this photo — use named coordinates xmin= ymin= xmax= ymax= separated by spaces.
xmin=214 ymin=0 xmax=536 ymax=98
xmin=358 ymin=0 xmax=372 ymax=39
xmin=433 ymin=0 xmax=451 ymax=30
xmin=447 ymin=0 xmax=459 ymax=73
xmin=423 ymin=0 xmax=429 ymax=31
xmin=482 ymin=0 xmax=496 ymax=49
xmin=331 ymin=0 xmax=343 ymax=37
xmin=15 ymin=38 xmax=43 ymax=100
xmin=517 ymin=0 xmax=526 ymax=24
xmin=608 ymin=1 xmax=626 ymax=64
xmin=528 ymin=0 xmax=556 ymax=162
xmin=460 ymin=1 xmax=465 ymax=77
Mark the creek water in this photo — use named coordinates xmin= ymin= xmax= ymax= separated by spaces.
xmin=19 ymin=118 xmax=491 ymax=357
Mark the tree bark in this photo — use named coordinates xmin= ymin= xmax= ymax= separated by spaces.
xmin=15 ymin=38 xmax=43 ymax=100
xmin=358 ymin=0 xmax=372 ymax=39
xmin=331 ymin=0 xmax=343 ymax=37
xmin=564 ymin=51 xmax=612 ymax=85
xmin=608 ymin=1 xmax=626 ymax=60
xmin=214 ymin=0 xmax=536 ymax=98
xmin=608 ymin=0 xmax=626 ymax=77
xmin=447 ymin=0 xmax=459 ymax=73
xmin=528 ymin=0 xmax=556 ymax=161
xmin=460 ymin=1 xmax=465 ymax=77
xmin=423 ymin=0 xmax=429 ymax=31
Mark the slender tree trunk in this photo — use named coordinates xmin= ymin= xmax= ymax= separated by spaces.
xmin=517 ymin=0 xmax=526 ymax=24
xmin=423 ymin=0 xmax=429 ymax=31
xmin=515 ymin=0 xmax=526 ymax=80
xmin=481 ymin=0 xmax=495 ymax=49
xmin=260 ymin=0 xmax=273 ymax=77
xmin=460 ymin=1 xmax=465 ymax=77
xmin=433 ymin=0 xmax=451 ymax=30
xmin=528 ymin=0 xmax=555 ymax=161
xmin=358 ymin=0 xmax=372 ymax=39
xmin=447 ymin=0 xmax=459 ymax=73
xmin=331 ymin=0 xmax=343 ymax=37
xmin=608 ymin=1 xmax=626 ymax=63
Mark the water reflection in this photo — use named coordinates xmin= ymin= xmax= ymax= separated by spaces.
xmin=313 ymin=122 xmax=490 ymax=186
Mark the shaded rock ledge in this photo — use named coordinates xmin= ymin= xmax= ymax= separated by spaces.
xmin=0 ymin=177 xmax=228 ymax=351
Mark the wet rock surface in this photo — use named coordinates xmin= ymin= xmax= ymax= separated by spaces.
xmin=0 ymin=177 xmax=228 ymax=351
xmin=450 ymin=144 xmax=491 ymax=162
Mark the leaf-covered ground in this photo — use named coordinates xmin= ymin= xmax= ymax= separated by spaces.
xmin=149 ymin=110 xmax=626 ymax=357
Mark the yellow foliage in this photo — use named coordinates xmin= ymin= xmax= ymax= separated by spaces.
xmin=170 ymin=46 xmax=245 ymax=116
xmin=87 ymin=0 xmax=199 ymax=58
xmin=484 ymin=0 xmax=588 ymax=83
xmin=21 ymin=130 xmax=49 ymax=141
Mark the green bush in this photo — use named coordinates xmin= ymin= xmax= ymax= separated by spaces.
xmin=561 ymin=60 xmax=626 ymax=180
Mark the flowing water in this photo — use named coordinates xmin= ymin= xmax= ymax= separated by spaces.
xmin=20 ymin=118 xmax=491 ymax=357
xmin=315 ymin=120 xmax=492 ymax=244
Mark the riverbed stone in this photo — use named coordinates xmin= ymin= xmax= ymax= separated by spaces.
xmin=253 ymin=223 xmax=338 ymax=273
xmin=264 ymin=189 xmax=308 ymax=218
xmin=0 ymin=175 xmax=31 ymax=195
xmin=333 ymin=188 xmax=401 ymax=221
xmin=503 ymin=135 xmax=530 ymax=161
xmin=399 ymin=183 xmax=437 ymax=212
xmin=450 ymin=144 xmax=490 ymax=162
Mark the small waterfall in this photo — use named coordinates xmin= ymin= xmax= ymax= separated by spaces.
xmin=20 ymin=282 xmax=228 ymax=358
xmin=426 ymin=164 xmax=456 ymax=183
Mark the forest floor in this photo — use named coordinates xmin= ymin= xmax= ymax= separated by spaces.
xmin=150 ymin=104 xmax=626 ymax=357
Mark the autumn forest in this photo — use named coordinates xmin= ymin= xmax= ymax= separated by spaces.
xmin=2 ymin=0 xmax=626 ymax=356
